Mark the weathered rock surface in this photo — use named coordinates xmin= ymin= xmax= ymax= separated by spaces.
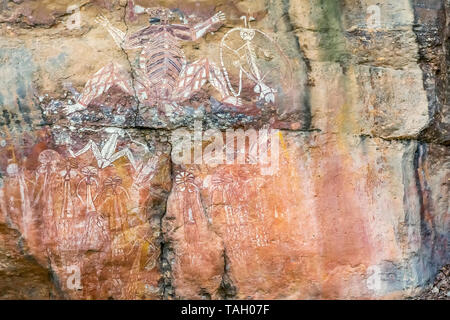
xmin=0 ymin=223 xmax=60 ymax=299
xmin=414 ymin=264 xmax=449 ymax=299
xmin=0 ymin=0 xmax=448 ymax=299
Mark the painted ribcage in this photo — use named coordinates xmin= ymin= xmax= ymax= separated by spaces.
xmin=140 ymin=37 xmax=186 ymax=101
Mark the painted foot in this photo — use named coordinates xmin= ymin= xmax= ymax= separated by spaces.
xmin=63 ymin=102 xmax=86 ymax=115
xmin=254 ymin=83 xmax=276 ymax=104
xmin=222 ymin=96 xmax=242 ymax=107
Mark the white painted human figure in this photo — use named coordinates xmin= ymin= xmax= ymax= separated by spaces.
xmin=60 ymin=159 xmax=78 ymax=220
xmin=75 ymin=165 xmax=110 ymax=251
xmin=220 ymin=15 xmax=290 ymax=104
xmin=99 ymin=175 xmax=130 ymax=235
xmin=174 ymin=171 xmax=206 ymax=244
xmin=36 ymin=150 xmax=62 ymax=244
xmin=5 ymin=161 xmax=33 ymax=238
xmin=77 ymin=166 xmax=99 ymax=215
xmin=64 ymin=7 xmax=240 ymax=115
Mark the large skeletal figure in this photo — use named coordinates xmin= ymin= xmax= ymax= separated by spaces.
xmin=65 ymin=7 xmax=239 ymax=114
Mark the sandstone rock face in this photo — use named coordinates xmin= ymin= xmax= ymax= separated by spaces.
xmin=0 ymin=0 xmax=448 ymax=299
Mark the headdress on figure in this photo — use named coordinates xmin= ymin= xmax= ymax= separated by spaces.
xmin=127 ymin=1 xmax=185 ymax=24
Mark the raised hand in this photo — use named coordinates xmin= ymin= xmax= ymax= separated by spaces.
xmin=94 ymin=15 xmax=110 ymax=28
xmin=212 ymin=11 xmax=226 ymax=24
xmin=94 ymin=15 xmax=127 ymax=49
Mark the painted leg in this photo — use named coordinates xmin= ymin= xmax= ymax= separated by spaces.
xmin=172 ymin=58 xmax=209 ymax=103
xmin=173 ymin=58 xmax=242 ymax=106
xmin=208 ymin=60 xmax=242 ymax=106
xmin=68 ymin=140 xmax=104 ymax=168
xmin=64 ymin=63 xmax=134 ymax=114
xmin=133 ymin=69 xmax=153 ymax=105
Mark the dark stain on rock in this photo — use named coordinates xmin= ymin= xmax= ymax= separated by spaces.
xmin=412 ymin=0 xmax=449 ymax=145
xmin=16 ymin=98 xmax=32 ymax=129
xmin=1 ymin=109 xmax=11 ymax=126
xmin=280 ymin=0 xmax=312 ymax=130
xmin=315 ymin=0 xmax=350 ymax=65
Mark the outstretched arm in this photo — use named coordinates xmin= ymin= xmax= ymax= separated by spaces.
xmin=191 ymin=11 xmax=226 ymax=41
xmin=95 ymin=15 xmax=143 ymax=50
xmin=95 ymin=15 xmax=126 ymax=48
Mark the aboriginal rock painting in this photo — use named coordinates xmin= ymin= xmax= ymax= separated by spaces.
xmin=64 ymin=8 xmax=236 ymax=115
xmin=56 ymin=3 xmax=291 ymax=120
xmin=220 ymin=15 xmax=292 ymax=105
xmin=169 ymin=171 xmax=215 ymax=268
xmin=166 ymin=134 xmax=321 ymax=293
xmin=0 ymin=127 xmax=167 ymax=299
xmin=1 ymin=1 xmax=297 ymax=299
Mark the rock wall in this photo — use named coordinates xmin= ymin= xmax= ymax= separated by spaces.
xmin=0 ymin=0 xmax=448 ymax=299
